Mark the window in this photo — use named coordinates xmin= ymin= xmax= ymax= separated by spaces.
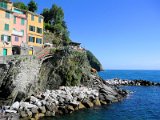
xmin=37 ymin=27 xmax=42 ymax=34
xmin=29 ymin=36 xmax=35 ymax=42
xmin=14 ymin=16 xmax=16 ymax=24
xmin=4 ymin=24 xmax=9 ymax=31
xmin=5 ymin=12 xmax=10 ymax=18
xmin=29 ymin=25 xmax=35 ymax=32
xmin=21 ymin=30 xmax=24 ymax=36
xmin=1 ymin=35 xmax=11 ymax=42
xmin=15 ymin=36 xmax=19 ymax=42
xmin=21 ymin=18 xmax=25 ymax=25
xmin=8 ymin=36 xmax=11 ymax=42
xmin=36 ymin=38 xmax=42 ymax=44
xmin=31 ymin=15 xmax=34 ymax=21
xmin=38 ymin=17 xmax=42 ymax=23
xmin=0 ymin=2 xmax=7 ymax=9
xmin=1 ymin=35 xmax=4 ymax=41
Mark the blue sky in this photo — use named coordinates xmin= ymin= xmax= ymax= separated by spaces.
xmin=13 ymin=0 xmax=160 ymax=70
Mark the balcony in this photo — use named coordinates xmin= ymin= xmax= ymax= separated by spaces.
xmin=12 ymin=30 xmax=23 ymax=36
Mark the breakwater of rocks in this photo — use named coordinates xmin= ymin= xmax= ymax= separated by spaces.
xmin=0 ymin=86 xmax=127 ymax=120
xmin=105 ymin=78 xmax=160 ymax=86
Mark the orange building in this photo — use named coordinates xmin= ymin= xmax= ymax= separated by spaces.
xmin=27 ymin=11 xmax=44 ymax=55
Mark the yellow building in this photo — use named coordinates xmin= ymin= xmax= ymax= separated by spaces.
xmin=0 ymin=1 xmax=13 ymax=56
xmin=27 ymin=11 xmax=44 ymax=55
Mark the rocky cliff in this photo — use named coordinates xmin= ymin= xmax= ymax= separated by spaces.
xmin=0 ymin=48 xmax=127 ymax=107
xmin=86 ymin=50 xmax=103 ymax=71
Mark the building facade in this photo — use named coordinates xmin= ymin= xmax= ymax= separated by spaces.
xmin=12 ymin=7 xmax=27 ymax=55
xmin=0 ymin=1 xmax=13 ymax=56
xmin=27 ymin=11 xmax=44 ymax=55
xmin=0 ymin=0 xmax=44 ymax=56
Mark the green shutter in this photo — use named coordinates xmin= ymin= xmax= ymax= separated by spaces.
xmin=5 ymin=12 xmax=10 ymax=18
xmin=21 ymin=18 xmax=25 ymax=25
xmin=4 ymin=24 xmax=9 ymax=31
xmin=0 ymin=2 xmax=7 ymax=9
xmin=14 ymin=16 xmax=16 ymax=24
xmin=1 ymin=35 xmax=4 ymax=41
xmin=8 ymin=36 xmax=11 ymax=42
xmin=4 ymin=2 xmax=7 ymax=9
xmin=40 ymin=39 xmax=42 ymax=44
xmin=21 ymin=30 xmax=24 ymax=36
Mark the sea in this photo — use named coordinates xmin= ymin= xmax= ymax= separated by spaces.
xmin=41 ymin=70 xmax=160 ymax=120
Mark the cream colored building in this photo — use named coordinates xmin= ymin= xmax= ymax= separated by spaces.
xmin=0 ymin=1 xmax=13 ymax=56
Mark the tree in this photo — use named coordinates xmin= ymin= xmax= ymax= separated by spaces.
xmin=28 ymin=0 xmax=37 ymax=12
xmin=41 ymin=8 xmax=50 ymax=23
xmin=41 ymin=4 xmax=71 ymax=43
xmin=50 ymin=5 xmax=64 ymax=24
xmin=13 ymin=2 xmax=28 ymax=10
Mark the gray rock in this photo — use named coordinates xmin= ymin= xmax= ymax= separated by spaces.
xmin=67 ymin=105 xmax=74 ymax=111
xmin=20 ymin=111 xmax=27 ymax=118
xmin=31 ymin=107 xmax=38 ymax=114
xmin=5 ymin=109 xmax=17 ymax=113
xmin=45 ymin=111 xmax=55 ymax=117
xmin=82 ymin=100 xmax=94 ymax=108
xmin=26 ymin=110 xmax=32 ymax=117
xmin=58 ymin=97 xmax=64 ymax=104
xmin=39 ymin=106 xmax=46 ymax=113
xmin=11 ymin=101 xmax=20 ymax=110
xmin=36 ymin=101 xmax=42 ymax=107
xmin=41 ymin=100 xmax=47 ymax=106
xmin=46 ymin=103 xmax=57 ymax=112
xmin=20 ymin=102 xmax=37 ymax=109
xmin=30 ymin=96 xmax=38 ymax=103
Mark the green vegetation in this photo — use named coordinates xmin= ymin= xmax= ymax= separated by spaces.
xmin=28 ymin=0 xmax=37 ymax=12
xmin=13 ymin=0 xmax=71 ymax=44
xmin=13 ymin=0 xmax=38 ymax=12
xmin=86 ymin=50 xmax=103 ymax=71
xmin=41 ymin=4 xmax=71 ymax=44
xmin=13 ymin=2 xmax=28 ymax=10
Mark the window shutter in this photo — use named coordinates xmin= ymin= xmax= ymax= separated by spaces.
xmin=8 ymin=36 xmax=11 ymax=42
xmin=1 ymin=35 xmax=4 ymax=41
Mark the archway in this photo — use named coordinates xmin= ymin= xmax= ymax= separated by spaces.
xmin=12 ymin=46 xmax=21 ymax=55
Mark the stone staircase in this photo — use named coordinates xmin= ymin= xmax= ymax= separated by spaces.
xmin=36 ymin=47 xmax=52 ymax=60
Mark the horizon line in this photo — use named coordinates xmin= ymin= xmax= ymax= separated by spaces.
xmin=103 ymin=69 xmax=160 ymax=71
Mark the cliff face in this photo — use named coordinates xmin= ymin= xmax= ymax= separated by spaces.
xmin=0 ymin=48 xmax=126 ymax=106
xmin=86 ymin=50 xmax=103 ymax=71
xmin=0 ymin=56 xmax=41 ymax=106
xmin=38 ymin=48 xmax=91 ymax=90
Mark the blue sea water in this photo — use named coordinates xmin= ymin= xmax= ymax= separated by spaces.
xmin=41 ymin=70 xmax=160 ymax=120
xmin=99 ymin=70 xmax=160 ymax=82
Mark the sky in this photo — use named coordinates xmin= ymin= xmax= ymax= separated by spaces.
xmin=13 ymin=0 xmax=160 ymax=70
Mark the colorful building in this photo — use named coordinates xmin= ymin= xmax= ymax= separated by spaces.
xmin=0 ymin=1 xmax=44 ymax=56
xmin=12 ymin=7 xmax=27 ymax=55
xmin=27 ymin=11 xmax=44 ymax=55
xmin=0 ymin=1 xmax=13 ymax=56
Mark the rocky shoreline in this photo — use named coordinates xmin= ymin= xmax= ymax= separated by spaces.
xmin=0 ymin=86 xmax=128 ymax=120
xmin=105 ymin=78 xmax=160 ymax=86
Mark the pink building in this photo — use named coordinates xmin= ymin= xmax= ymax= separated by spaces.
xmin=11 ymin=8 xmax=27 ymax=55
